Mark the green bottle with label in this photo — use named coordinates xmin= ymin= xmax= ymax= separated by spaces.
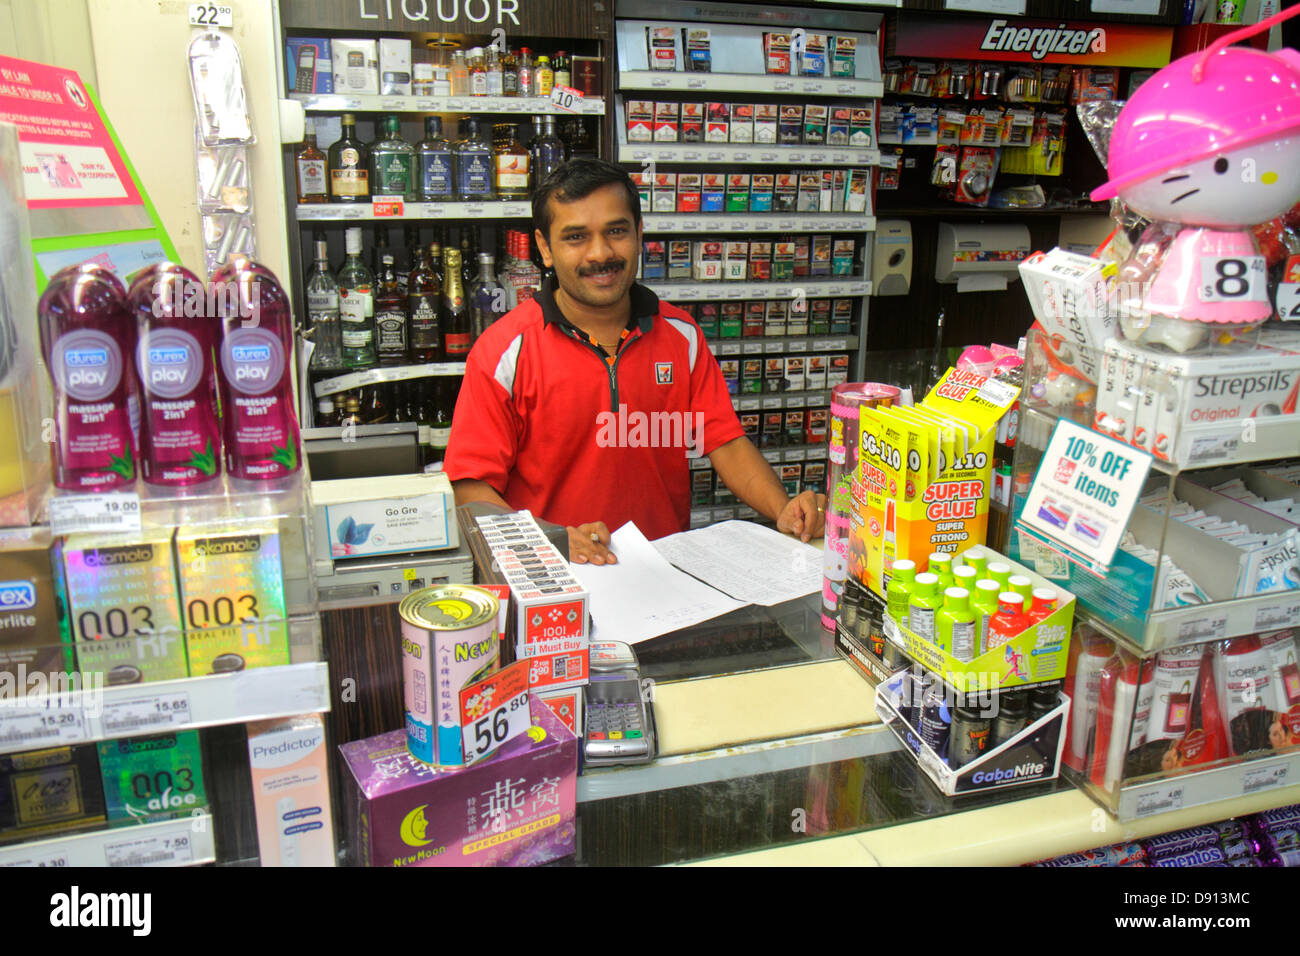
xmin=971 ymin=578 xmax=1002 ymax=656
xmin=984 ymin=561 xmax=1013 ymax=594
xmin=928 ymin=552 xmax=954 ymax=591
xmin=886 ymin=558 xmax=916 ymax=629
xmin=907 ymin=572 xmax=943 ymax=647
xmin=937 ymin=587 xmax=978 ymax=662
xmin=960 ymin=547 xmax=988 ymax=579
xmin=1008 ymin=574 xmax=1035 ymax=602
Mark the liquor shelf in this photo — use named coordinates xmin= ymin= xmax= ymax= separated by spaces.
xmin=289 ymin=92 xmax=606 ymax=116
xmin=0 ymin=813 xmax=217 ymax=868
xmin=296 ymin=201 xmax=532 ymax=221
xmin=643 ymin=214 xmax=876 ymax=233
xmin=708 ymin=335 xmax=859 ymax=356
xmin=646 ymin=279 xmax=870 ymax=300
xmin=311 ymin=363 xmax=468 ymax=399
xmin=618 ymin=70 xmax=884 ymax=98
xmin=619 ymin=143 xmax=881 ymax=166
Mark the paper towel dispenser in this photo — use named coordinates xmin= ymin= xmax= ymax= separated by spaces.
xmin=935 ymin=223 xmax=1031 ymax=293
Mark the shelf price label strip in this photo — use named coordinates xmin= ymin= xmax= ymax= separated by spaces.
xmin=313 ymin=363 xmax=467 ymax=398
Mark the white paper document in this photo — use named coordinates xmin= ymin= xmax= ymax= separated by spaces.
xmin=652 ymin=520 xmax=823 ymax=606
xmin=570 ymin=523 xmax=745 ymax=645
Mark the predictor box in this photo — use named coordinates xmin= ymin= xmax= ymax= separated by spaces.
xmin=340 ymin=698 xmax=577 ymax=867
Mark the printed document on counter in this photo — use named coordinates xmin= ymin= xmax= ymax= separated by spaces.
xmin=652 ymin=520 xmax=823 ymax=606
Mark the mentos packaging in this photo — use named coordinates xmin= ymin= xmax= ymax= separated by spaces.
xmin=1150 ymin=845 xmax=1227 ymax=867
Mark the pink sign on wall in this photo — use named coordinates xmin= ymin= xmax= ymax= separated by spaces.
xmin=0 ymin=55 xmax=142 ymax=210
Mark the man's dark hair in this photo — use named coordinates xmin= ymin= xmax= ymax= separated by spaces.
xmin=532 ymin=158 xmax=641 ymax=240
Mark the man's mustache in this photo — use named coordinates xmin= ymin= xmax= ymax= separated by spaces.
xmin=577 ymin=259 xmax=626 ymax=276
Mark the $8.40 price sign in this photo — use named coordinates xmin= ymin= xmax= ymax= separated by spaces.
xmin=460 ymin=659 xmax=531 ymax=766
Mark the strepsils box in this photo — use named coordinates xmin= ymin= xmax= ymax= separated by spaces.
xmin=1019 ymin=249 xmax=1116 ymax=382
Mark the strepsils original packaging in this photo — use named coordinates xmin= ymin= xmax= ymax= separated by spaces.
xmin=175 ymin=525 xmax=289 ymax=675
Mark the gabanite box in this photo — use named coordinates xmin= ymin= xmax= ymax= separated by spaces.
xmin=340 ymin=699 xmax=577 ymax=867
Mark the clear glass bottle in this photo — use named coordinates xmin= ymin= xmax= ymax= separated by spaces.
xmin=407 ymin=243 xmax=442 ymax=363
xmin=295 ymin=119 xmax=328 ymax=203
xmin=429 ymin=378 xmax=454 ymax=467
xmin=517 ymin=47 xmax=534 ymax=97
xmin=460 ymin=228 xmax=477 ymax=290
xmin=533 ymin=114 xmax=566 ymax=185
xmin=416 ymin=115 xmax=454 ymax=201
xmin=506 ymin=231 xmax=541 ymax=305
xmin=553 ymin=51 xmax=571 ymax=90
xmin=361 ymin=384 xmax=390 ymax=424
xmin=337 ymin=227 xmax=377 ymax=368
xmin=306 ymin=238 xmax=344 ymax=371
xmin=370 ymin=114 xmax=415 ymax=200
xmin=535 ymin=55 xmax=554 ymax=96
xmin=328 ymin=113 xmax=369 ymax=202
xmin=485 ymin=45 xmax=503 ymax=96
xmin=375 ymin=253 xmax=408 ymax=366
xmin=467 ymin=47 xmax=487 ymax=96
xmin=492 ymin=123 xmax=531 ymax=200
xmin=501 ymin=47 xmax=519 ymax=96
xmin=431 ymin=43 xmax=451 ymax=97
xmin=449 ymin=50 xmax=469 ymax=96
xmin=471 ymin=252 xmax=508 ymax=335
xmin=523 ymin=115 xmax=543 ymax=152
xmin=455 ymin=118 xmax=495 ymax=200
xmin=442 ymin=247 xmax=472 ymax=361
xmin=565 ymin=117 xmax=597 ymax=159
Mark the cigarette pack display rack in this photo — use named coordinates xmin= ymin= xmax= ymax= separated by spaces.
xmin=1006 ymin=328 xmax=1300 ymax=821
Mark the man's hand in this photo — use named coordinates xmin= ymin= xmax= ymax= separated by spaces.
xmin=777 ymin=491 xmax=826 ymax=542
xmin=567 ymin=522 xmax=617 ymax=565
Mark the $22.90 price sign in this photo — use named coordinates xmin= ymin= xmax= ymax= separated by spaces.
xmin=460 ymin=659 xmax=531 ymax=765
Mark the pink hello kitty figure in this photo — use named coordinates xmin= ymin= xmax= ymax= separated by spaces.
xmin=1091 ymin=12 xmax=1300 ymax=352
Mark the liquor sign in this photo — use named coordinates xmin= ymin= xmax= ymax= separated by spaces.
xmin=280 ymin=0 xmax=607 ymax=39
xmin=893 ymin=13 xmax=1173 ymax=67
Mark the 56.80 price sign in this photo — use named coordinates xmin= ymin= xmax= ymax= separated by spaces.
xmin=459 ymin=659 xmax=531 ymax=766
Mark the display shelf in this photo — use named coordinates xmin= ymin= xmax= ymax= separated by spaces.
xmin=619 ymin=143 xmax=880 ymax=166
xmin=0 ymin=661 xmax=330 ymax=756
xmin=296 ymin=201 xmax=531 ymax=221
xmin=288 ymin=92 xmax=606 ymax=116
xmin=1076 ymin=595 xmax=1300 ymax=660
xmin=618 ymin=70 xmax=884 ymax=98
xmin=643 ymin=213 xmax=876 ymax=233
xmin=758 ymin=443 xmax=830 ymax=463
xmin=0 ymin=813 xmax=217 ymax=867
xmin=311 ymin=362 xmax=467 ymax=398
xmin=646 ymin=279 xmax=869 ymax=300
xmin=731 ymin=390 xmax=832 ymax=411
xmin=708 ymin=335 xmax=859 ymax=356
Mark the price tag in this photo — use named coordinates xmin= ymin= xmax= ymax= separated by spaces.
xmin=296 ymin=206 xmax=327 ymax=220
xmin=808 ymin=152 xmax=828 ymax=163
xmin=505 ymin=100 xmax=525 ymax=112
xmin=1198 ymin=255 xmax=1267 ymax=304
xmin=416 ymin=99 xmax=438 ymax=111
xmin=1255 ymin=601 xmax=1300 ymax=631
xmin=762 ymin=449 xmax=781 ymax=463
xmin=682 ymin=220 xmax=702 ymax=232
xmin=657 ymin=220 xmax=678 ymax=232
xmin=836 ymin=83 xmax=857 ymax=95
xmin=737 ymin=397 xmax=759 ymax=411
xmin=742 ymin=342 xmax=764 ymax=354
xmin=778 ymin=219 xmax=795 ymax=230
xmin=379 ymin=97 xmax=406 ymax=111
xmin=726 ymin=287 xmax=746 ymax=299
xmin=719 ymin=342 xmax=741 ymax=356
xmin=762 ymin=397 xmax=782 ymax=410
xmin=372 ymin=199 xmax=404 ymax=217
xmin=784 ymin=448 xmax=807 ymax=462
xmin=1277 ymin=282 xmax=1300 ymax=321
xmin=682 ymin=151 xmax=702 ymax=161
xmin=1 ymin=850 xmax=71 ymax=868
xmin=763 ymin=340 xmax=785 ymax=354
xmin=0 ymin=698 xmax=87 ymax=750
xmin=1176 ymin=615 xmax=1228 ymax=643
xmin=101 ymin=692 xmax=193 ymax=735
xmin=465 ymin=204 xmax=486 ymax=217
xmin=49 ymin=493 xmax=141 ymax=536
xmin=550 ymin=85 xmax=583 ymax=112
xmin=188 ymin=3 xmax=233 ymax=27
xmin=787 ymin=340 xmax=809 ymax=353
xmin=677 ymin=286 xmax=699 ymax=299
xmin=788 ymin=394 xmax=807 ymax=408
xmin=813 ymin=338 xmax=834 ymax=352
xmin=420 ymin=204 xmax=446 ymax=218
xmin=447 ymin=98 xmax=469 ymax=111
xmin=826 ymin=338 xmax=848 ymax=351
xmin=460 ymin=659 xmax=531 ymax=766
xmin=774 ymin=80 xmax=795 ymax=92
xmin=504 ymin=202 xmax=529 ymax=217
xmin=687 ymin=77 xmax=707 ymax=89
xmin=1019 ymin=419 xmax=1153 ymax=571
xmin=707 ymin=151 xmax=725 ymax=162
xmin=1135 ymin=785 xmax=1183 ymax=818
xmin=1243 ymin=764 xmax=1289 ymax=794
xmin=787 ymin=151 xmax=807 ymax=163
xmin=754 ymin=219 xmax=773 ymax=231
xmin=805 ymin=80 xmax=826 ymax=93
xmin=760 ymin=152 xmax=779 ymax=162
xmin=651 ymin=76 xmax=671 ymax=88
xmin=827 ymin=285 xmax=845 ymax=295
xmin=105 ymin=831 xmax=194 ymax=867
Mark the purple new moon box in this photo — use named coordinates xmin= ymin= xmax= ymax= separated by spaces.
xmin=340 ymin=699 xmax=578 ymax=867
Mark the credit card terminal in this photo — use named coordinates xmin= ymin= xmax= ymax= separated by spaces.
xmin=583 ymin=641 xmax=656 ymax=766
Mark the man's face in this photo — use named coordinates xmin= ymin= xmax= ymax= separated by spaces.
xmin=536 ymin=183 xmax=641 ymax=309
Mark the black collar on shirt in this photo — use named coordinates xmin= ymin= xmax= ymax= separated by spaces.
xmin=535 ymin=274 xmax=659 ymax=337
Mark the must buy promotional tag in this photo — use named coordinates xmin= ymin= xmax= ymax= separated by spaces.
xmin=1019 ymin=418 xmax=1153 ymax=571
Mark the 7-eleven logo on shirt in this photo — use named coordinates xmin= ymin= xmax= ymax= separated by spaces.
xmin=655 ymin=362 xmax=673 ymax=385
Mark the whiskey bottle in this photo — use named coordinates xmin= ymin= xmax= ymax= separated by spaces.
xmin=337 ymin=227 xmax=376 ymax=368
xmin=493 ymin=123 xmax=531 ymax=200
xmin=416 ymin=115 xmax=454 ymax=202
xmin=407 ymin=243 xmax=442 ymax=362
xmin=374 ymin=253 xmax=409 ymax=365
xmin=328 ymin=113 xmax=369 ymax=202
xmin=295 ymin=119 xmax=328 ymax=203
xmin=370 ymin=114 xmax=415 ymax=201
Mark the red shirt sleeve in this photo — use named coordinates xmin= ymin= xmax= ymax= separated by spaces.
xmin=442 ymin=330 xmax=524 ymax=495
xmin=690 ymin=346 xmax=745 ymax=457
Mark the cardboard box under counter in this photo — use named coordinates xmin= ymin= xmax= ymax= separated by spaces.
xmin=341 ymin=699 xmax=577 ymax=867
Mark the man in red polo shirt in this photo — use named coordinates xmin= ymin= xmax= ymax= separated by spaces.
xmin=443 ymin=159 xmax=825 ymax=564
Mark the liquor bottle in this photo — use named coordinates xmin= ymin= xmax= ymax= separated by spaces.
xmin=371 ymin=114 xmax=415 ymax=200
xmin=468 ymin=47 xmax=487 ymax=96
xmin=450 ymin=50 xmax=469 ymax=96
xmin=485 ymin=44 xmax=503 ymax=96
xmin=375 ymin=254 xmax=408 ymax=365
xmin=553 ymin=51 xmax=571 ymax=90
xmin=305 ymin=238 xmax=344 ymax=371
xmin=442 ymin=247 xmax=472 ymax=360
xmin=416 ymin=115 xmax=454 ymax=202
xmin=414 ymin=379 xmax=436 ymax=467
xmin=523 ymin=115 xmax=543 ymax=152
xmin=341 ymin=392 xmax=362 ymax=427
xmin=295 ymin=119 xmax=328 ymax=203
xmin=407 ymin=243 xmax=442 ymax=362
xmin=493 ymin=123 xmax=531 ymax=200
xmin=460 ymin=229 xmax=477 ymax=290
xmin=518 ymin=47 xmax=534 ymax=96
xmin=505 ymin=230 xmax=541 ymax=304
xmin=328 ymin=113 xmax=370 ymax=202
xmin=372 ymin=227 xmax=390 ymax=273
xmin=361 ymin=384 xmax=390 ymax=424
xmin=316 ymin=396 xmax=338 ymax=429
xmin=564 ymin=117 xmax=598 ymax=159
xmin=501 ymin=47 xmax=519 ymax=96
xmin=533 ymin=114 xmax=566 ymax=184
xmin=429 ymin=377 xmax=455 ymax=467
xmin=455 ymin=118 xmax=495 ymax=200
xmin=431 ymin=41 xmax=451 ymax=97
xmin=398 ymin=225 xmax=420 ymax=294
xmin=338 ymin=227 xmax=377 ymax=368
xmin=535 ymin=55 xmax=554 ymax=96
xmin=471 ymin=252 xmax=508 ymax=334
xmin=429 ymin=239 xmax=445 ymax=286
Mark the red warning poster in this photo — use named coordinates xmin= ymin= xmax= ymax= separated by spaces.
xmin=0 ymin=55 xmax=142 ymax=210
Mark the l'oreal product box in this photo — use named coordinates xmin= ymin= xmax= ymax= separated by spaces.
xmin=642 ymin=240 xmax=666 ymax=279
xmin=724 ymin=241 xmax=749 ymax=282
xmin=750 ymin=241 xmax=773 ymax=282
xmin=652 ymin=173 xmax=677 ymax=213
xmin=379 ymin=37 xmax=412 ymax=96
xmin=764 ymin=32 xmax=792 ymax=74
xmin=175 ymin=525 xmax=289 ymax=676
xmin=729 ymin=104 xmax=754 ymax=144
xmin=683 ymin=27 xmax=711 ymax=72
xmin=626 ymin=100 xmax=654 ymax=143
xmin=331 ymin=38 xmax=380 ymax=95
xmin=701 ymin=172 xmax=726 ymax=212
xmin=1018 ymin=249 xmax=1116 ymax=383
xmin=0 ymin=531 xmax=70 ymax=691
xmin=286 ymin=38 xmax=334 ymax=94
xmin=676 ymin=173 xmax=702 ymax=213
xmin=314 ymin=472 xmax=457 ymax=562
xmin=59 ymin=531 xmax=188 ymax=684
xmin=668 ymin=240 xmax=693 ymax=280
xmin=706 ymin=102 xmax=729 ymax=142
xmin=0 ymin=745 xmax=106 ymax=843
xmin=693 ymin=241 xmax=723 ymax=281
xmin=779 ymin=104 xmax=804 ymax=144
xmin=749 ymin=173 xmax=774 ymax=213
xmin=646 ymin=25 xmax=679 ymax=71
xmin=876 ymin=669 xmax=1068 ymax=796
xmin=680 ymin=102 xmax=704 ymax=142
xmin=341 ymin=698 xmax=577 ymax=867
xmin=654 ymin=101 xmax=680 ymax=142
xmin=98 ymin=731 xmax=207 ymax=826
xmin=247 ymin=714 xmax=337 ymax=866
xmin=755 ymin=104 xmax=779 ymax=144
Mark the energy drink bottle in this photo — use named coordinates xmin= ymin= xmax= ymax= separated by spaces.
xmin=885 ymin=559 xmax=916 ymax=627
xmin=951 ymin=705 xmax=992 ymax=767
xmin=918 ymin=677 xmax=952 ymax=756
xmin=840 ymin=577 xmax=860 ymax=632
xmin=985 ymin=561 xmax=1013 ymax=593
xmin=928 ymin=552 xmax=954 ymax=591
xmin=1027 ymin=588 xmax=1059 ymax=623
xmin=991 ymin=689 xmax=1028 ymax=746
xmin=960 ymin=547 xmax=988 ymax=578
xmin=907 ymin=572 xmax=943 ymax=646
xmin=1028 ymin=683 xmax=1061 ymax=720
xmin=971 ymin=579 xmax=1002 ymax=654
xmin=953 ymin=564 xmax=979 ymax=593
xmin=985 ymin=592 xmax=1030 ymax=650
xmin=1008 ymin=574 xmax=1035 ymax=602
xmin=937 ymin=587 xmax=977 ymax=662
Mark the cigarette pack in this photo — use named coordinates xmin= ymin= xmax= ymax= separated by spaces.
xmin=850 ymin=107 xmax=874 ymax=148
xmin=629 ymin=170 xmax=650 ymax=207
xmin=774 ymin=173 xmax=798 ymax=213
xmin=832 ymin=36 xmax=857 ymax=78
xmin=820 ymin=168 xmax=835 ymax=212
xmin=379 ymin=37 xmax=412 ymax=96
xmin=701 ymin=172 xmax=726 ymax=212
xmin=780 ymin=463 xmax=804 ymax=494
xmin=765 ymin=299 xmax=788 ymax=335
xmin=786 ymin=410 xmax=807 ymax=445
xmin=811 ymin=298 xmax=832 ymax=333
xmin=750 ymin=241 xmax=773 ymax=281
xmin=755 ymin=104 xmax=779 ymax=144
xmin=627 ymin=100 xmax=655 ymax=142
xmin=724 ymin=241 xmax=750 ymax=281
xmin=846 ymin=168 xmax=871 ymax=213
xmin=654 ymin=101 xmax=679 ymax=142
xmin=749 ymin=173 xmax=774 ymax=213
xmin=720 ymin=302 xmax=744 ymax=337
xmin=332 ymin=38 xmax=379 ymax=95
xmin=802 ymin=34 xmax=828 ymax=77
xmin=706 ymin=102 xmax=729 ymax=142
xmin=694 ymin=241 xmax=723 ymax=281
xmin=764 ymin=32 xmax=792 ymax=74
xmin=785 ymin=356 xmax=807 ymax=392
xmin=788 ymin=299 xmax=810 ymax=335
xmin=647 ymin=26 xmax=679 ymax=71
xmin=684 ymin=27 xmax=712 ymax=72
xmin=794 ymin=235 xmax=812 ymax=277
xmin=652 ymin=172 xmax=676 ymax=212
xmin=698 ymin=303 xmax=720 ymax=337
xmin=760 ymin=410 xmax=784 ymax=445
xmin=744 ymin=301 xmax=767 ymax=336
xmin=832 ymin=298 xmax=854 ymax=333
xmin=833 ymin=239 xmax=855 ymax=276
xmin=797 ymin=173 xmax=822 ymax=212
xmin=807 ymin=407 xmax=830 ymax=442
xmin=829 ymin=353 xmax=851 ymax=387
xmin=730 ymin=104 xmax=754 ymax=144
xmin=740 ymin=411 xmax=760 ymax=436
xmin=681 ymin=102 xmax=704 ymax=142
xmin=676 ymin=173 xmax=701 ymax=212
xmin=831 ymin=168 xmax=847 ymax=212
xmin=642 ymin=240 xmax=666 ymax=279
xmin=773 ymin=241 xmax=796 ymax=281
xmin=779 ymin=105 xmax=804 ymax=144
xmin=669 ymin=240 xmax=693 ymax=280
xmin=691 ymin=469 xmax=714 ymax=505
xmin=726 ymin=173 xmax=750 ymax=213
xmin=803 ymin=104 xmax=828 ymax=145
xmin=720 ymin=360 xmax=740 ymax=393
xmin=806 ymin=354 xmax=827 ymax=389
xmin=828 ymin=106 xmax=852 ymax=146
xmin=741 ymin=358 xmax=764 ymax=393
